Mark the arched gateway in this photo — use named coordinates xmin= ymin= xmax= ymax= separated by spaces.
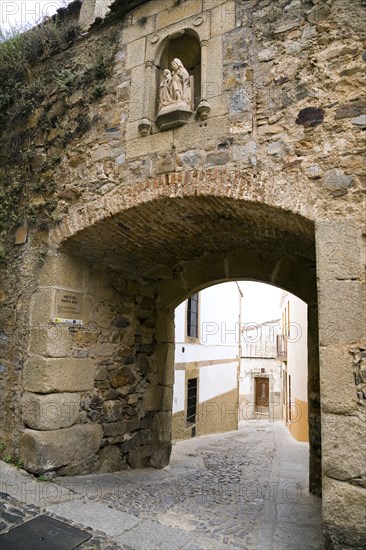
xmin=26 ymin=173 xmax=321 ymax=476
xmin=0 ymin=0 xmax=364 ymax=547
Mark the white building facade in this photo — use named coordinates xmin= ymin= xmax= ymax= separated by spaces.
xmin=172 ymin=282 xmax=242 ymax=440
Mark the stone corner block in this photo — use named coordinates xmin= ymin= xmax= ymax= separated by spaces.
xmin=152 ymin=411 xmax=172 ymax=444
xmin=318 ymin=280 xmax=365 ymax=345
xmin=210 ymin=0 xmax=236 ymax=38
xmin=125 ymin=36 xmax=146 ymax=69
xmin=315 ymin=218 xmax=363 ymax=280
xmin=22 ymin=357 xmax=95 ymax=393
xmin=28 ymin=326 xmax=71 ymax=358
xmin=322 ymin=414 xmax=366 ymax=481
xmin=319 ymin=345 xmax=358 ymax=414
xmin=156 ymin=0 xmax=201 ymax=30
xmin=323 ymin=476 xmax=366 ymax=548
xmin=38 ymin=252 xmax=87 ymax=289
xmin=22 ymin=392 xmax=80 ymax=430
xmin=30 ymin=288 xmax=55 ymax=325
xmin=150 ymin=443 xmax=171 ymax=469
xmin=20 ymin=424 xmax=102 ymax=473
xmin=122 ymin=13 xmax=154 ymax=44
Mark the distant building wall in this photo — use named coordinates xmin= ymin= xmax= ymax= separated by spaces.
xmin=240 ymin=320 xmax=281 ymax=420
xmin=280 ymin=292 xmax=308 ymax=442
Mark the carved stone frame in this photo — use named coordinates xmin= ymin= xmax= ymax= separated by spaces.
xmin=138 ymin=28 xmax=211 ymax=136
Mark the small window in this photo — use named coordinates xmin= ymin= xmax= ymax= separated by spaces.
xmin=187 ymin=292 xmax=199 ymax=338
xmin=186 ymin=378 xmax=198 ymax=426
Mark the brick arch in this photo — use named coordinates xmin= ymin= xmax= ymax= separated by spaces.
xmin=49 ymin=166 xmax=319 ymax=249
xmin=52 ymin=170 xmax=316 ymax=308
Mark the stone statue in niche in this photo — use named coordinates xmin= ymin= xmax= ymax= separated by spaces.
xmin=156 ymin=58 xmax=193 ymax=131
xmin=171 ymin=58 xmax=191 ymax=107
xmin=158 ymin=59 xmax=192 ymax=112
xmin=159 ymin=69 xmax=173 ymax=108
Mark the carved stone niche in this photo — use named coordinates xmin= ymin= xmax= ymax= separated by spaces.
xmin=155 ymin=30 xmax=201 ymax=132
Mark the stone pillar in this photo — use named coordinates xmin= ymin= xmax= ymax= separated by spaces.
xmin=200 ymin=40 xmax=208 ymax=100
xmin=316 ymin=219 xmax=366 ymax=548
xmin=197 ymin=40 xmax=211 ymax=120
xmin=149 ymin=308 xmax=175 ymax=468
xmin=144 ymin=61 xmax=153 ymax=118
xmin=138 ymin=61 xmax=154 ymax=135
xmin=307 ymin=302 xmax=321 ymax=496
xmin=19 ymin=251 xmax=101 ymax=474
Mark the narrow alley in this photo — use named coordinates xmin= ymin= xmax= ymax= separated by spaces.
xmin=0 ymin=420 xmax=322 ymax=549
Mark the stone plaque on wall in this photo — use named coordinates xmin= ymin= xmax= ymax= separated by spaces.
xmin=54 ymin=290 xmax=83 ymax=324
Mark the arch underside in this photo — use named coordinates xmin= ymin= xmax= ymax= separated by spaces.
xmin=61 ymin=195 xmax=316 ymax=302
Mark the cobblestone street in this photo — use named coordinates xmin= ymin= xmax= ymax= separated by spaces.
xmin=0 ymin=421 xmax=323 ymax=549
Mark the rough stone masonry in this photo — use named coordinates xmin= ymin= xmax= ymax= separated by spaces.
xmin=0 ymin=0 xmax=365 ymax=547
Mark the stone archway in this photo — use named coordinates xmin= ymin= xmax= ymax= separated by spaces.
xmin=21 ymin=175 xmax=321 ymax=489
xmin=18 ymin=167 xmax=366 ymax=544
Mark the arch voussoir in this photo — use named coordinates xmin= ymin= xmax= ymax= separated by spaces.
xmin=50 ymin=167 xmax=319 ymax=249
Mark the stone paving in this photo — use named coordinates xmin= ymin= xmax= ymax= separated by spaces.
xmin=0 ymin=420 xmax=323 ymax=549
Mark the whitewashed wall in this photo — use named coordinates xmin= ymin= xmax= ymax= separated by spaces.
xmin=287 ymin=294 xmax=308 ymax=402
xmin=174 ymin=282 xmax=241 ymax=408
xmin=199 ymin=362 xmax=238 ymax=403
xmin=172 ymin=370 xmax=185 ymax=413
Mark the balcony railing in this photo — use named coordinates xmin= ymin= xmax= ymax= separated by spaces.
xmin=276 ymin=334 xmax=287 ymax=360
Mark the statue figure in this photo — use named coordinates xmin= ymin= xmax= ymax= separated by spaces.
xmin=171 ymin=58 xmax=191 ymax=107
xmin=159 ymin=69 xmax=173 ymax=107
xmin=158 ymin=58 xmax=192 ymax=114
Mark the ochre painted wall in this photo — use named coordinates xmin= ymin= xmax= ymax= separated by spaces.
xmin=289 ymin=398 xmax=309 ymax=443
xmin=172 ymin=388 xmax=238 ymax=441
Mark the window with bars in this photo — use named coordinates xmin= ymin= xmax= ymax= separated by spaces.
xmin=187 ymin=292 xmax=199 ymax=339
xmin=186 ymin=378 xmax=198 ymax=426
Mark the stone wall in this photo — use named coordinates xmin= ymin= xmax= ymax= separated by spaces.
xmin=18 ymin=253 xmax=163 ymax=475
xmin=0 ymin=0 xmax=365 ymax=546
